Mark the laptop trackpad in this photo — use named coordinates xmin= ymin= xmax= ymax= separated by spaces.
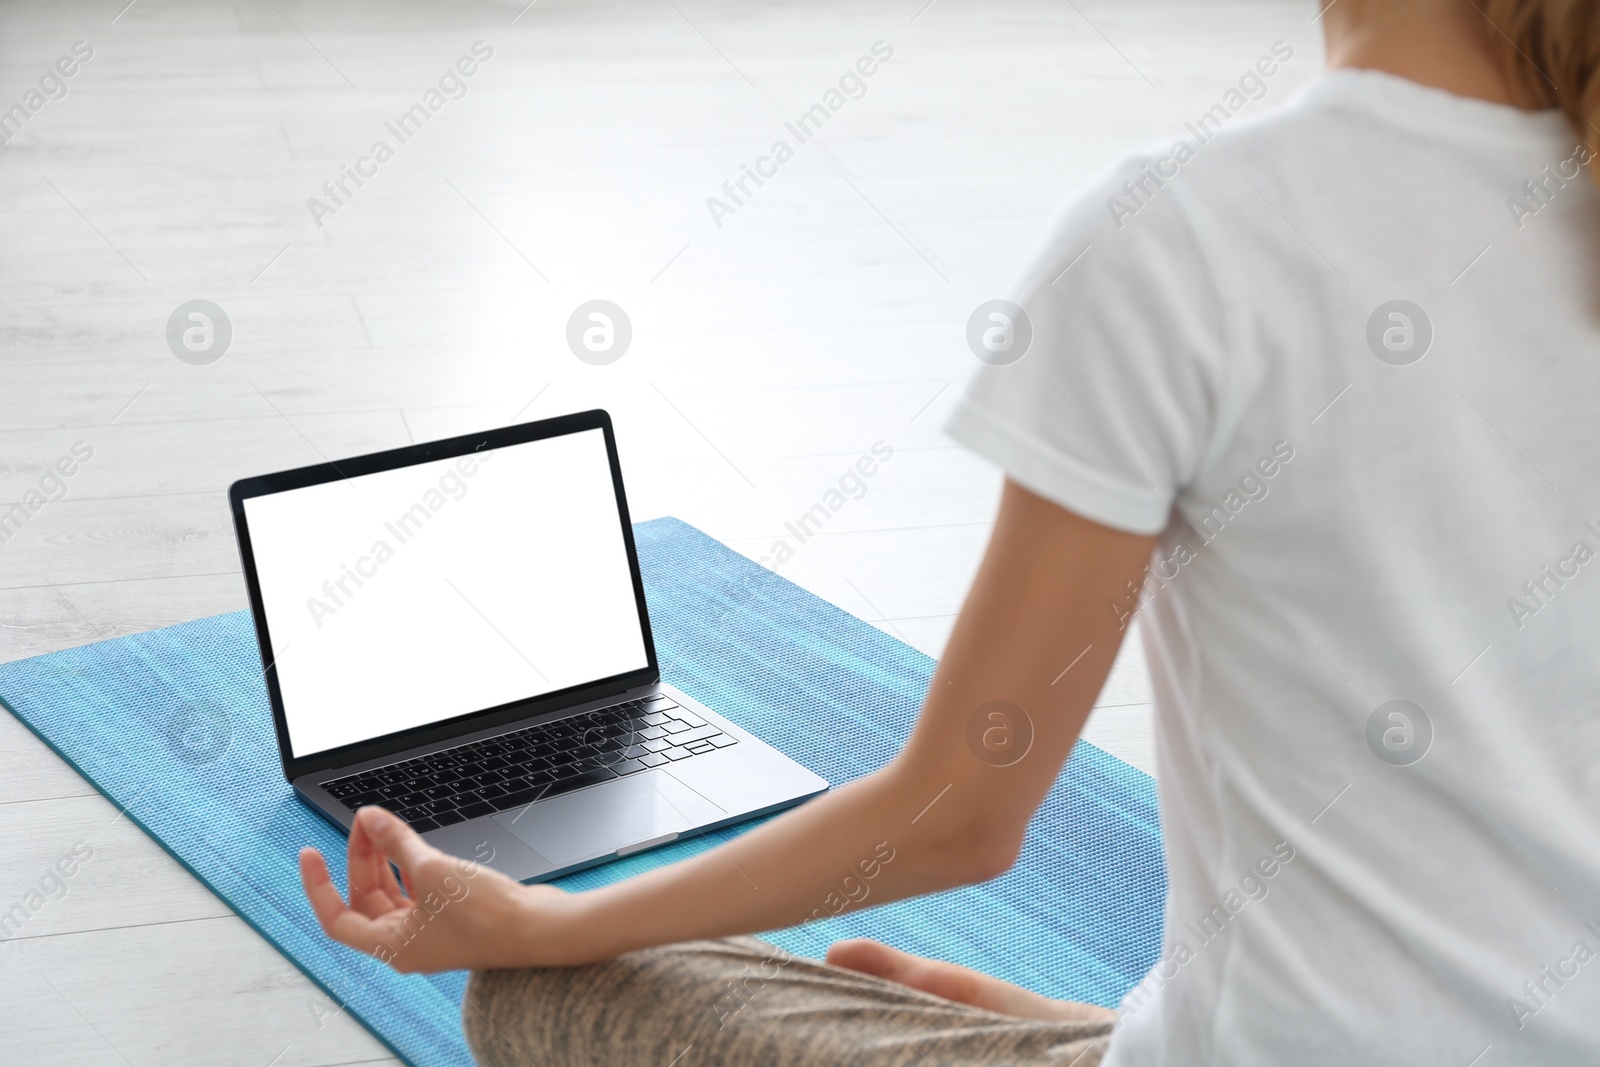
xmin=492 ymin=771 xmax=725 ymax=869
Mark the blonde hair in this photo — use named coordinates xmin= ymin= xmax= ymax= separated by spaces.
xmin=1485 ymin=0 xmax=1600 ymax=163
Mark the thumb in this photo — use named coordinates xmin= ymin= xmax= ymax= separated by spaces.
xmin=359 ymin=806 xmax=435 ymax=874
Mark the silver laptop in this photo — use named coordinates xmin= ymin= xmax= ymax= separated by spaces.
xmin=228 ymin=408 xmax=827 ymax=881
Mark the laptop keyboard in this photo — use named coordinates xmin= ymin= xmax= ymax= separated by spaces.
xmin=318 ymin=694 xmax=737 ymax=831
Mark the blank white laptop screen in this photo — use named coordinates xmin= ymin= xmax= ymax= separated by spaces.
xmin=241 ymin=428 xmax=650 ymax=759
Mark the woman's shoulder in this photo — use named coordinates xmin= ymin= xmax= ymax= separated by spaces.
xmin=1057 ymin=75 xmax=1367 ymax=243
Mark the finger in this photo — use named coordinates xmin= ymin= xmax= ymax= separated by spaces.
xmin=359 ymin=805 xmax=438 ymax=880
xmin=300 ymin=848 xmax=400 ymax=956
xmin=356 ymin=886 xmax=403 ymax=917
xmin=399 ymin=864 xmax=416 ymax=900
xmin=347 ymin=808 xmax=382 ymax=887
xmin=825 ymin=938 xmax=903 ymax=980
xmin=300 ymin=848 xmax=352 ymax=933
xmin=348 ymin=807 xmax=406 ymax=914
xmin=826 ymin=939 xmax=985 ymax=1009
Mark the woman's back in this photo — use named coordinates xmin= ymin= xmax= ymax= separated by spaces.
xmin=946 ymin=65 xmax=1600 ymax=1065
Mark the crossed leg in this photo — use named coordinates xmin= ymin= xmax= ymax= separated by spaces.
xmin=464 ymin=935 xmax=1114 ymax=1067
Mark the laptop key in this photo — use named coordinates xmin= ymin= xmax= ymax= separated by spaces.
xmin=709 ymin=735 xmax=736 ymax=748
xmin=611 ymin=758 xmax=647 ymax=775
xmin=347 ymin=791 xmax=384 ymax=808
xmin=639 ymin=752 xmax=669 ymax=768
xmin=673 ymin=725 xmax=721 ymax=745
xmin=659 ymin=719 xmax=688 ymax=735
xmin=622 ymin=744 xmax=650 ymax=759
xmin=495 ymin=767 xmax=619 ymax=811
xmin=409 ymin=817 xmax=441 ymax=832
xmin=643 ymin=738 xmax=671 ymax=753
xmin=432 ymin=808 xmax=468 ymax=828
xmin=663 ymin=748 xmax=692 ymax=761
xmin=456 ymin=801 xmax=495 ymax=820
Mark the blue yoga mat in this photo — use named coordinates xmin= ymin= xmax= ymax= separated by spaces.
xmin=0 ymin=516 xmax=1164 ymax=1066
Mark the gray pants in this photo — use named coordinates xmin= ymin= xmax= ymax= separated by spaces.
xmin=463 ymin=936 xmax=1114 ymax=1066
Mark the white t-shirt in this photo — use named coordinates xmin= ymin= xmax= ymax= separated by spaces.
xmin=946 ymin=69 xmax=1600 ymax=1066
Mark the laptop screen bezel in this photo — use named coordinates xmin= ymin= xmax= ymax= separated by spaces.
xmin=228 ymin=408 xmax=660 ymax=781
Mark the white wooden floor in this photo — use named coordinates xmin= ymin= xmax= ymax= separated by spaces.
xmin=0 ymin=1 xmax=1317 ymax=1062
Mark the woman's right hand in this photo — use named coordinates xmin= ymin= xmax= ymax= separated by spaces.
xmin=299 ymin=805 xmax=579 ymax=973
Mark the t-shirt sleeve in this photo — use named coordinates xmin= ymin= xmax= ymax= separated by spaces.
xmin=943 ymin=154 xmax=1231 ymax=535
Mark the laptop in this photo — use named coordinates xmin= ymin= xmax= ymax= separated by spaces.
xmin=228 ymin=408 xmax=828 ymax=882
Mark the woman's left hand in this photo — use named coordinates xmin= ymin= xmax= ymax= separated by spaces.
xmin=827 ymin=939 xmax=1117 ymax=1023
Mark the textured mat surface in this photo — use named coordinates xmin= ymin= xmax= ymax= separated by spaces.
xmin=0 ymin=516 xmax=1164 ymax=1066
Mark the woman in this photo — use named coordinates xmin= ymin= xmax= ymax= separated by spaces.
xmin=300 ymin=1 xmax=1600 ymax=1063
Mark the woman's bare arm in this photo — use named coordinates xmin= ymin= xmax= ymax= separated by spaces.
xmin=300 ymin=479 xmax=1158 ymax=971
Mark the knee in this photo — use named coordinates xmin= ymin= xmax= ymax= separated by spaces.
xmin=459 ymin=948 xmax=707 ymax=1067
xmin=464 ymin=965 xmax=603 ymax=1066
xmin=461 ymin=939 xmax=786 ymax=1066
xmin=462 ymin=967 xmax=545 ymax=1067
